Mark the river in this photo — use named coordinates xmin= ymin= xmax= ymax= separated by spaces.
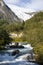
xmin=0 ymin=44 xmax=39 ymax=65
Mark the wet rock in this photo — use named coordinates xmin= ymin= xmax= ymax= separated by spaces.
xmin=10 ymin=45 xmax=24 ymax=48
xmin=12 ymin=50 xmax=20 ymax=56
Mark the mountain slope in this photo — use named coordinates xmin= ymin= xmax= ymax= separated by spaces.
xmin=0 ymin=0 xmax=24 ymax=32
xmin=22 ymin=12 xmax=43 ymax=45
xmin=0 ymin=0 xmax=22 ymax=22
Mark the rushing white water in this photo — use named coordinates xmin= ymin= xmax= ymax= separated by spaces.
xmin=0 ymin=44 xmax=39 ymax=65
xmin=0 ymin=54 xmax=38 ymax=65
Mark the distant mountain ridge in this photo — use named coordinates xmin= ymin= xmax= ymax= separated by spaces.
xmin=0 ymin=0 xmax=23 ymax=22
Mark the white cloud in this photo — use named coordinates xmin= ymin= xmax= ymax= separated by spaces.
xmin=4 ymin=0 xmax=20 ymax=4
xmin=4 ymin=0 xmax=43 ymax=10
xmin=23 ymin=0 xmax=43 ymax=10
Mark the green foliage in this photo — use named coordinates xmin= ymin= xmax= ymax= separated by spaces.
xmin=23 ymin=12 xmax=43 ymax=45
xmin=0 ymin=18 xmax=25 ymax=32
xmin=0 ymin=16 xmax=25 ymax=49
xmin=22 ymin=12 xmax=43 ymax=64
xmin=0 ymin=28 xmax=12 ymax=49
xmin=34 ymin=44 xmax=43 ymax=64
xmin=9 ymin=12 xmax=43 ymax=45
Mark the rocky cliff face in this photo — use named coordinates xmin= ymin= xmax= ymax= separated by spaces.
xmin=0 ymin=0 xmax=22 ymax=22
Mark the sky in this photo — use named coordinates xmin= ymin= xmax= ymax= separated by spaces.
xmin=3 ymin=0 xmax=43 ymax=20
xmin=4 ymin=0 xmax=43 ymax=11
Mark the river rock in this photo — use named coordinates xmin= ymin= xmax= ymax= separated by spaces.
xmin=12 ymin=50 xmax=20 ymax=56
